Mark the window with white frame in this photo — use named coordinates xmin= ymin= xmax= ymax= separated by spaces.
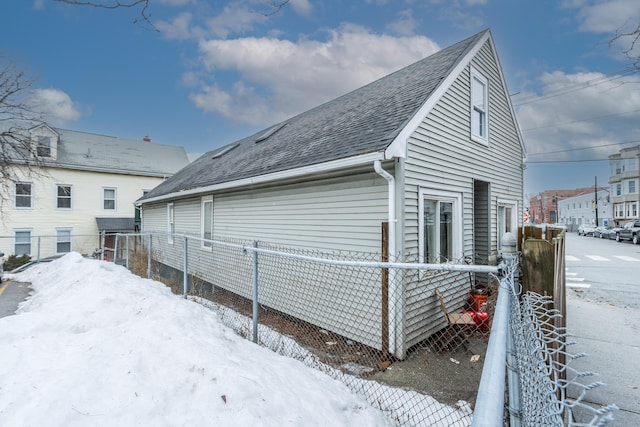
xmin=56 ymin=229 xmax=72 ymax=254
xmin=419 ymin=189 xmax=462 ymax=264
xmin=629 ymin=180 xmax=637 ymax=194
xmin=627 ymin=202 xmax=638 ymax=218
xmin=15 ymin=182 xmax=32 ymax=208
xmin=498 ymin=201 xmax=518 ymax=250
xmin=616 ymin=183 xmax=622 ymax=196
xmin=167 ymin=203 xmax=175 ymax=244
xmin=470 ymin=67 xmax=488 ymax=143
xmin=201 ymin=197 xmax=213 ymax=249
xmin=36 ymin=135 xmax=52 ymax=157
xmin=103 ymin=188 xmax=116 ymax=210
xmin=57 ymin=185 xmax=72 ymax=209
xmin=14 ymin=230 xmax=31 ymax=255
xmin=615 ymin=203 xmax=624 ymax=218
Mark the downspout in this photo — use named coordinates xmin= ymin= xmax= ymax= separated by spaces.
xmin=374 ymin=160 xmax=398 ymax=356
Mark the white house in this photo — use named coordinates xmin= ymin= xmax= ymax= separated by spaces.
xmin=138 ymin=30 xmax=526 ymax=358
xmin=609 ymin=145 xmax=640 ymax=225
xmin=0 ymin=125 xmax=189 ymax=259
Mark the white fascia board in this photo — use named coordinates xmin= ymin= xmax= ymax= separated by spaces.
xmin=384 ymin=31 xmax=491 ymax=160
xmin=138 ymin=151 xmax=386 ymax=205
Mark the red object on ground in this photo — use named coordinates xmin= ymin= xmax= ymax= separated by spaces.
xmin=470 ymin=289 xmax=489 ymax=312
xmin=465 ymin=310 xmax=490 ymax=330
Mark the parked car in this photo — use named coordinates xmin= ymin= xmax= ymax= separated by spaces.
xmin=577 ymin=224 xmax=596 ymax=236
xmin=594 ymin=226 xmax=613 ymax=238
xmin=607 ymin=226 xmax=623 ymax=240
xmin=616 ymin=221 xmax=640 ymax=244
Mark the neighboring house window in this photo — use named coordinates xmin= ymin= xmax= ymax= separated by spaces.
xmin=615 ymin=203 xmax=624 ymax=218
xmin=629 ymin=180 xmax=637 ymax=194
xmin=627 ymin=202 xmax=638 ymax=218
xmin=15 ymin=183 xmax=32 ymax=208
xmin=36 ymin=136 xmax=51 ymax=157
xmin=56 ymin=229 xmax=72 ymax=254
xmin=103 ymin=188 xmax=116 ymax=210
xmin=57 ymin=185 xmax=72 ymax=209
xmin=167 ymin=203 xmax=175 ymax=244
xmin=201 ymin=197 xmax=213 ymax=249
xmin=616 ymin=183 xmax=622 ymax=196
xmin=419 ymin=189 xmax=462 ymax=264
xmin=470 ymin=68 xmax=488 ymax=144
xmin=14 ymin=230 xmax=31 ymax=256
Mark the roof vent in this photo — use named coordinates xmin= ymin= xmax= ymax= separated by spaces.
xmin=255 ymin=123 xmax=286 ymax=143
xmin=212 ymin=143 xmax=239 ymax=159
xmin=143 ymin=136 xmax=151 ymax=142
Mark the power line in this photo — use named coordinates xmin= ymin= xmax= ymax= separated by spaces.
xmin=511 ymin=67 xmax=638 ymax=107
xmin=526 ymin=139 xmax=640 ymax=156
xmin=521 ymin=108 xmax=640 ymax=132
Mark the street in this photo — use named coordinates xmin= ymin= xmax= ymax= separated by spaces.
xmin=564 ymin=232 xmax=640 ymax=426
xmin=0 ymin=280 xmax=31 ymax=318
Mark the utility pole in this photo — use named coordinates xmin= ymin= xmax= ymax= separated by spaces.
xmin=595 ymin=176 xmax=599 ymax=226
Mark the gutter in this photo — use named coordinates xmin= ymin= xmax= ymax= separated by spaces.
xmin=138 ymin=152 xmax=385 ymax=206
xmin=374 ymin=160 xmax=398 ymax=356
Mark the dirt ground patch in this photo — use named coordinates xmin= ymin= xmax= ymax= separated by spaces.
xmin=368 ymin=335 xmax=488 ymax=407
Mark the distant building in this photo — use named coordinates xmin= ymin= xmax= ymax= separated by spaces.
xmin=528 ymin=187 xmax=608 ymax=229
xmin=556 ymin=188 xmax=611 ymax=230
xmin=609 ymin=145 xmax=640 ymax=226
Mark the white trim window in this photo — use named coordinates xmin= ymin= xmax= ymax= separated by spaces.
xmin=15 ymin=182 xmax=33 ymax=208
xmin=627 ymin=202 xmax=638 ymax=218
xmin=14 ymin=230 xmax=32 ymax=256
xmin=419 ymin=189 xmax=462 ymax=264
xmin=498 ymin=200 xmax=518 ymax=250
xmin=56 ymin=228 xmax=72 ymax=254
xmin=103 ymin=188 xmax=116 ymax=210
xmin=167 ymin=202 xmax=175 ymax=244
xmin=36 ymin=135 xmax=52 ymax=157
xmin=201 ymin=196 xmax=213 ymax=249
xmin=470 ymin=67 xmax=489 ymax=144
xmin=56 ymin=184 xmax=72 ymax=209
xmin=615 ymin=203 xmax=624 ymax=218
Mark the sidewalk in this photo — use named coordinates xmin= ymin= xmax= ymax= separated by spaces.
xmin=0 ymin=280 xmax=31 ymax=318
xmin=566 ymin=289 xmax=640 ymax=425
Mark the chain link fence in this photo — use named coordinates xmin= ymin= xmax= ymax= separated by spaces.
xmin=1 ymin=233 xmax=617 ymax=425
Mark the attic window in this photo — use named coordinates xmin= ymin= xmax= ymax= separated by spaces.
xmin=211 ymin=143 xmax=239 ymax=159
xmin=37 ymin=136 xmax=52 ymax=157
xmin=255 ymin=123 xmax=286 ymax=143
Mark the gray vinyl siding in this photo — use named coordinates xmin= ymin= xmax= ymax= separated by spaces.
xmin=141 ymin=171 xmax=390 ymax=350
xmin=401 ymin=40 xmax=524 ymax=351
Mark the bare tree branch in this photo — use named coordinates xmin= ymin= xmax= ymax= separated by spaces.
xmin=55 ymin=0 xmax=292 ymax=30
xmin=0 ymin=57 xmax=48 ymax=216
xmin=610 ymin=20 xmax=640 ymax=69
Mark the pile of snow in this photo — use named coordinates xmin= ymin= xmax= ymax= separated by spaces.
xmin=0 ymin=253 xmax=393 ymax=426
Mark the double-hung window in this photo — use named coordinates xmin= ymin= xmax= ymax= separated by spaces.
xmin=36 ymin=136 xmax=52 ymax=157
xmin=616 ymin=183 xmax=622 ymax=196
xmin=419 ymin=189 xmax=462 ymax=264
xmin=57 ymin=185 xmax=72 ymax=209
xmin=56 ymin=229 xmax=72 ymax=254
xmin=103 ymin=188 xmax=116 ymax=210
xmin=14 ymin=230 xmax=32 ymax=256
xmin=201 ymin=197 xmax=213 ymax=249
xmin=470 ymin=67 xmax=488 ymax=144
xmin=15 ymin=183 xmax=32 ymax=208
xmin=629 ymin=180 xmax=637 ymax=194
xmin=167 ymin=203 xmax=175 ymax=244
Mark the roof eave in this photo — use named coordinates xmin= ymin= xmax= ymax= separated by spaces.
xmin=138 ymin=151 xmax=386 ymax=205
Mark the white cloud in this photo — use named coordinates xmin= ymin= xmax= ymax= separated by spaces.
xmin=386 ymin=9 xmax=418 ymax=36
xmin=205 ymin=3 xmax=268 ymax=38
xmin=32 ymin=0 xmax=45 ymax=11
xmin=516 ymin=70 xmax=640 ymax=162
xmin=572 ymin=0 xmax=640 ymax=34
xmin=191 ymin=24 xmax=439 ymax=125
xmin=289 ymin=0 xmax=313 ymax=16
xmin=29 ymin=88 xmax=84 ymax=125
xmin=156 ymin=12 xmax=204 ymax=40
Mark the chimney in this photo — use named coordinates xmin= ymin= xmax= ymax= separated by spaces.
xmin=143 ymin=135 xmax=151 ymax=142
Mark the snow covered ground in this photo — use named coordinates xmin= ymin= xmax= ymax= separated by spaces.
xmin=0 ymin=253 xmax=395 ymax=426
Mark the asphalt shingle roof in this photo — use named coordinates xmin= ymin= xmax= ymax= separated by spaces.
xmin=141 ymin=30 xmax=486 ymax=201
xmin=96 ymin=217 xmax=135 ymax=232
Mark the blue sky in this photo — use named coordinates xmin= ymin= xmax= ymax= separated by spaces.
xmin=2 ymin=0 xmax=640 ymax=198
